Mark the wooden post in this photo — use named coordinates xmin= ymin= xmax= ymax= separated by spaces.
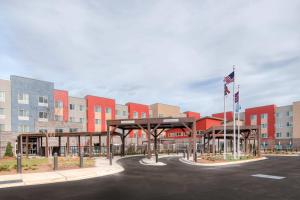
xmin=25 ymin=135 xmax=29 ymax=158
xmin=66 ymin=135 xmax=70 ymax=156
xmin=58 ymin=136 xmax=61 ymax=156
xmin=45 ymin=134 xmax=49 ymax=157
xmin=89 ymin=134 xmax=93 ymax=158
xmin=212 ymin=128 xmax=216 ymax=155
xmin=147 ymin=122 xmax=151 ymax=159
xmin=99 ymin=135 xmax=102 ymax=156
xmin=78 ymin=136 xmax=81 ymax=156
xmin=20 ymin=135 xmax=23 ymax=156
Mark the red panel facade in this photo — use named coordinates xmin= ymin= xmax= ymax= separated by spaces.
xmin=165 ymin=117 xmax=223 ymax=139
xmin=212 ymin=112 xmax=233 ymax=121
xmin=126 ymin=102 xmax=149 ymax=138
xmin=245 ymin=105 xmax=276 ymax=142
xmin=85 ymin=95 xmax=116 ymax=132
xmin=184 ymin=111 xmax=201 ymax=119
xmin=53 ymin=89 xmax=69 ymax=122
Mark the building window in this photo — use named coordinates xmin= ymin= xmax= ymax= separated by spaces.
xmin=0 ymin=91 xmax=5 ymax=102
xmin=95 ymin=106 xmax=101 ymax=113
xmin=18 ymin=125 xmax=29 ymax=133
xmin=106 ymin=107 xmax=111 ymax=114
xmin=55 ymin=128 xmax=63 ymax=133
xmin=69 ymin=117 xmax=75 ymax=122
xmin=141 ymin=112 xmax=146 ymax=118
xmin=116 ymin=110 xmax=120 ymax=115
xmin=261 ymin=123 xmax=268 ymax=129
xmin=55 ymin=101 xmax=63 ymax=108
xmin=80 ymin=118 xmax=85 ymax=123
xmin=79 ymin=105 xmax=84 ymax=111
xmin=55 ymin=115 xmax=63 ymax=121
xmin=18 ymin=109 xmax=29 ymax=120
xmin=0 ymin=124 xmax=5 ymax=131
xmin=39 ymin=112 xmax=48 ymax=121
xmin=133 ymin=112 xmax=138 ymax=119
xmin=276 ymin=112 xmax=281 ymax=118
xmin=287 ymin=132 xmax=291 ymax=137
xmin=123 ymin=111 xmax=127 ymax=116
xmin=38 ymin=96 xmax=48 ymax=106
xmin=287 ymin=121 xmax=293 ymax=127
xmin=250 ymin=115 xmax=257 ymax=120
xmin=18 ymin=93 xmax=29 ymax=104
xmin=276 ymin=132 xmax=282 ymax=138
xmin=287 ymin=111 xmax=293 ymax=117
xmin=261 ymin=133 xmax=268 ymax=138
xmin=69 ymin=128 xmax=78 ymax=133
xmin=70 ymin=104 xmax=75 ymax=110
xmin=0 ymin=108 xmax=4 ymax=116
xmin=261 ymin=113 xmax=268 ymax=119
xmin=95 ymin=119 xmax=101 ymax=125
xmin=39 ymin=129 xmax=47 ymax=134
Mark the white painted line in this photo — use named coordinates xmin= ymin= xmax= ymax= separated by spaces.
xmin=252 ymin=174 xmax=286 ymax=180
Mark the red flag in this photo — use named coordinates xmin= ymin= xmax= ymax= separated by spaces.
xmin=224 ymin=84 xmax=230 ymax=96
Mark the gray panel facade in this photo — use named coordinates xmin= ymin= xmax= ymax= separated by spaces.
xmin=10 ymin=76 xmax=54 ymax=132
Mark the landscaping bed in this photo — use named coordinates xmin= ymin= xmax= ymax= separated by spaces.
xmin=197 ymin=154 xmax=259 ymax=163
xmin=0 ymin=156 xmax=95 ymax=175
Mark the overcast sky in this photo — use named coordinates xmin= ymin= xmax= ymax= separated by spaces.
xmin=0 ymin=0 xmax=300 ymax=115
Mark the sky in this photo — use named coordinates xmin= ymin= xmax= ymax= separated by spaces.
xmin=0 ymin=0 xmax=300 ymax=116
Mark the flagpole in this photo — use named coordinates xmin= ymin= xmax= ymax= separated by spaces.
xmin=233 ymin=66 xmax=236 ymax=159
xmin=237 ymin=85 xmax=240 ymax=158
xmin=224 ymin=84 xmax=227 ymax=160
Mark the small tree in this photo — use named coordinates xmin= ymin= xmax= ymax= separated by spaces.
xmin=4 ymin=142 xmax=14 ymax=157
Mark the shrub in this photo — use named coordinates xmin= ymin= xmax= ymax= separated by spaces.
xmin=4 ymin=142 xmax=14 ymax=157
xmin=0 ymin=164 xmax=10 ymax=171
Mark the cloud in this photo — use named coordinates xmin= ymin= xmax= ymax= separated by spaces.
xmin=0 ymin=0 xmax=300 ymax=115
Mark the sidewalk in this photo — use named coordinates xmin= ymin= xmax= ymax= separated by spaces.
xmin=0 ymin=157 xmax=124 ymax=189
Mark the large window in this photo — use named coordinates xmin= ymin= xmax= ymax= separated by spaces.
xmin=55 ymin=128 xmax=63 ymax=133
xmin=95 ymin=106 xmax=101 ymax=113
xmin=276 ymin=132 xmax=282 ymax=138
xmin=18 ymin=109 xmax=29 ymax=120
xmin=287 ymin=121 xmax=293 ymax=127
xmin=79 ymin=105 xmax=84 ymax=111
xmin=133 ymin=112 xmax=138 ymax=119
xmin=69 ymin=128 xmax=78 ymax=133
xmin=141 ymin=112 xmax=146 ymax=118
xmin=55 ymin=101 xmax=63 ymax=108
xmin=70 ymin=104 xmax=76 ymax=110
xmin=287 ymin=132 xmax=291 ymax=137
xmin=0 ymin=108 xmax=4 ymax=116
xmin=39 ymin=112 xmax=48 ymax=121
xmin=123 ymin=111 xmax=127 ymax=116
xmin=261 ymin=133 xmax=268 ymax=138
xmin=18 ymin=125 xmax=29 ymax=132
xmin=0 ymin=91 xmax=5 ymax=102
xmin=261 ymin=113 xmax=268 ymax=119
xmin=18 ymin=93 xmax=29 ymax=104
xmin=261 ymin=123 xmax=268 ymax=129
xmin=276 ymin=112 xmax=281 ymax=118
xmin=55 ymin=115 xmax=63 ymax=121
xmin=106 ymin=107 xmax=111 ymax=114
xmin=0 ymin=124 xmax=5 ymax=131
xmin=80 ymin=118 xmax=85 ymax=123
xmin=287 ymin=111 xmax=293 ymax=117
xmin=250 ymin=114 xmax=257 ymax=120
xmin=38 ymin=96 xmax=48 ymax=106
xmin=95 ymin=119 xmax=101 ymax=125
xmin=69 ymin=117 xmax=75 ymax=122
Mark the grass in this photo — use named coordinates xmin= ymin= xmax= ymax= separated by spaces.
xmin=0 ymin=156 xmax=95 ymax=173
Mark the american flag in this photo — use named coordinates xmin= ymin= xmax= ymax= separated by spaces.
xmin=224 ymin=84 xmax=230 ymax=96
xmin=224 ymin=71 xmax=234 ymax=84
xmin=235 ymin=91 xmax=239 ymax=103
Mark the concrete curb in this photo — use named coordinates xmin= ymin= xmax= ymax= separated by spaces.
xmin=179 ymin=157 xmax=268 ymax=167
xmin=262 ymin=154 xmax=300 ymax=157
xmin=0 ymin=158 xmax=124 ymax=189
xmin=139 ymin=158 xmax=166 ymax=166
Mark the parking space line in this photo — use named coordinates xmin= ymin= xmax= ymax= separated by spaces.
xmin=252 ymin=174 xmax=286 ymax=180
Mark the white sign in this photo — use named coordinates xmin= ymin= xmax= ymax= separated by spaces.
xmin=163 ymin=119 xmax=179 ymax=123
xmin=121 ymin=120 xmax=135 ymax=124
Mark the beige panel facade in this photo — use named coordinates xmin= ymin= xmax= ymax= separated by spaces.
xmin=150 ymin=103 xmax=181 ymax=118
xmin=69 ymin=96 xmax=87 ymax=131
xmin=293 ymin=101 xmax=300 ymax=139
xmin=0 ymin=79 xmax=11 ymax=132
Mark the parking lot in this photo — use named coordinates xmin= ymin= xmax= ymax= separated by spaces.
xmin=0 ymin=156 xmax=299 ymax=200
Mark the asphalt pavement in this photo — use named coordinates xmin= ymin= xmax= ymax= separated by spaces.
xmin=0 ymin=156 xmax=299 ymax=200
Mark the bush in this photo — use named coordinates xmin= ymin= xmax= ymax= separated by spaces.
xmin=0 ymin=164 xmax=10 ymax=171
xmin=4 ymin=142 xmax=14 ymax=157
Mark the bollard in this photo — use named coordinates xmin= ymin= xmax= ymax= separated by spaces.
xmin=17 ymin=153 xmax=22 ymax=174
xmin=80 ymin=153 xmax=84 ymax=168
xmin=109 ymin=152 xmax=112 ymax=166
xmin=53 ymin=153 xmax=58 ymax=171
xmin=155 ymin=153 xmax=158 ymax=163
